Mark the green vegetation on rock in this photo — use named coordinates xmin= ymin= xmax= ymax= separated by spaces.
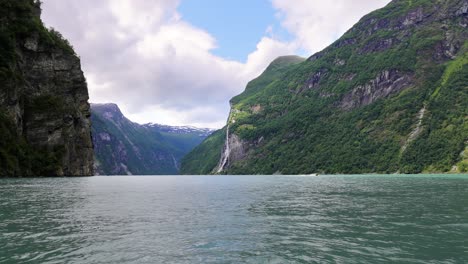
xmin=180 ymin=128 xmax=226 ymax=175
xmin=182 ymin=0 xmax=468 ymax=175
xmin=0 ymin=0 xmax=93 ymax=177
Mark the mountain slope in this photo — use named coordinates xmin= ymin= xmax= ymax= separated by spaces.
xmin=182 ymin=0 xmax=468 ymax=175
xmin=0 ymin=0 xmax=93 ymax=176
xmin=91 ymin=103 xmax=213 ymax=175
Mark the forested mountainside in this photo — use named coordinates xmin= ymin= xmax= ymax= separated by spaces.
xmin=182 ymin=0 xmax=468 ymax=175
xmin=92 ymin=104 xmax=213 ymax=175
xmin=0 ymin=0 xmax=93 ymax=176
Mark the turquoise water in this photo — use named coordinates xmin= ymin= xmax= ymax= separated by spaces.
xmin=0 ymin=175 xmax=467 ymax=263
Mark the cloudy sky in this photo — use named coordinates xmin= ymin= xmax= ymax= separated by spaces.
xmin=41 ymin=0 xmax=390 ymax=128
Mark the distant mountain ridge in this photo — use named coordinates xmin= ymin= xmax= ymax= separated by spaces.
xmin=182 ymin=0 xmax=468 ymax=175
xmin=145 ymin=123 xmax=213 ymax=137
xmin=91 ymin=103 xmax=214 ymax=175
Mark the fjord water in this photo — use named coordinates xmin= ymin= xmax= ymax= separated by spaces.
xmin=1 ymin=176 xmax=467 ymax=263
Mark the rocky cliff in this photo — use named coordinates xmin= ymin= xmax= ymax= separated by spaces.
xmin=182 ymin=0 xmax=468 ymax=175
xmin=92 ymin=103 xmax=213 ymax=175
xmin=0 ymin=0 xmax=93 ymax=176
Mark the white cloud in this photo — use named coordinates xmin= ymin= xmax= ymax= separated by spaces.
xmin=41 ymin=0 xmax=293 ymax=128
xmin=109 ymin=0 xmax=178 ymax=33
xmin=41 ymin=0 xmax=390 ymax=129
xmin=271 ymin=0 xmax=391 ymax=54
xmin=244 ymin=37 xmax=297 ymax=79
xmin=125 ymin=105 xmax=228 ymax=129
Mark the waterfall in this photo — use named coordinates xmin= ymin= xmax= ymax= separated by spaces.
xmin=216 ymin=125 xmax=230 ymax=173
xmin=171 ymin=154 xmax=180 ymax=171
xmin=401 ymin=106 xmax=426 ymax=153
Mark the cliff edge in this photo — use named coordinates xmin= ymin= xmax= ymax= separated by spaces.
xmin=0 ymin=0 xmax=93 ymax=176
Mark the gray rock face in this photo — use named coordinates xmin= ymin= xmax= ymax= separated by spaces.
xmin=227 ymin=134 xmax=247 ymax=164
xmin=296 ymin=69 xmax=328 ymax=93
xmin=214 ymin=127 xmax=247 ymax=173
xmin=456 ymin=1 xmax=468 ymax=15
xmin=340 ymin=70 xmax=413 ymax=110
xmin=334 ymin=38 xmax=357 ymax=48
xmin=304 ymin=70 xmax=328 ymax=90
xmin=401 ymin=7 xmax=424 ymax=27
xmin=0 ymin=4 xmax=93 ymax=176
xmin=24 ymin=43 xmax=93 ymax=176
xmin=360 ymin=38 xmax=398 ymax=54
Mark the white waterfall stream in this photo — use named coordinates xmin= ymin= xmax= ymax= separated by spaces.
xmin=216 ymin=125 xmax=230 ymax=173
xmin=401 ymin=106 xmax=426 ymax=153
xmin=171 ymin=154 xmax=180 ymax=171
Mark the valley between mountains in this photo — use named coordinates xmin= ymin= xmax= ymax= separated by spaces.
xmin=91 ymin=103 xmax=213 ymax=175
xmin=0 ymin=0 xmax=466 ymax=176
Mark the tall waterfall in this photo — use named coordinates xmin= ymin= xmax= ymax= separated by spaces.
xmin=401 ymin=106 xmax=426 ymax=153
xmin=216 ymin=125 xmax=230 ymax=173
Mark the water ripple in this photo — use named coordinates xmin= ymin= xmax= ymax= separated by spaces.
xmin=0 ymin=175 xmax=467 ymax=263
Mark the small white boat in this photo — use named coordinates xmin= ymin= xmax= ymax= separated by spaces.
xmin=298 ymin=173 xmax=319 ymax=177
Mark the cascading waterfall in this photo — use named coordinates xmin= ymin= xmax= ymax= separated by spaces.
xmin=216 ymin=125 xmax=230 ymax=173
xmin=171 ymin=154 xmax=180 ymax=171
xmin=401 ymin=106 xmax=426 ymax=153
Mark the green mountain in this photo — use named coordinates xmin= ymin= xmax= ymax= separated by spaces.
xmin=181 ymin=0 xmax=468 ymax=175
xmin=92 ymin=103 xmax=213 ymax=175
xmin=0 ymin=0 xmax=93 ymax=176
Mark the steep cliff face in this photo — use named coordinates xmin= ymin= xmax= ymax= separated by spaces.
xmin=182 ymin=0 xmax=468 ymax=175
xmin=0 ymin=0 xmax=93 ymax=176
xmin=92 ymin=103 xmax=213 ymax=175
xmin=214 ymin=125 xmax=247 ymax=173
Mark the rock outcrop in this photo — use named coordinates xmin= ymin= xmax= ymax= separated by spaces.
xmin=0 ymin=0 xmax=93 ymax=176
xmin=340 ymin=70 xmax=413 ymax=110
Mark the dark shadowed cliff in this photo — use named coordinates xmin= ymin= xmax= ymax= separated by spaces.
xmin=0 ymin=0 xmax=93 ymax=176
